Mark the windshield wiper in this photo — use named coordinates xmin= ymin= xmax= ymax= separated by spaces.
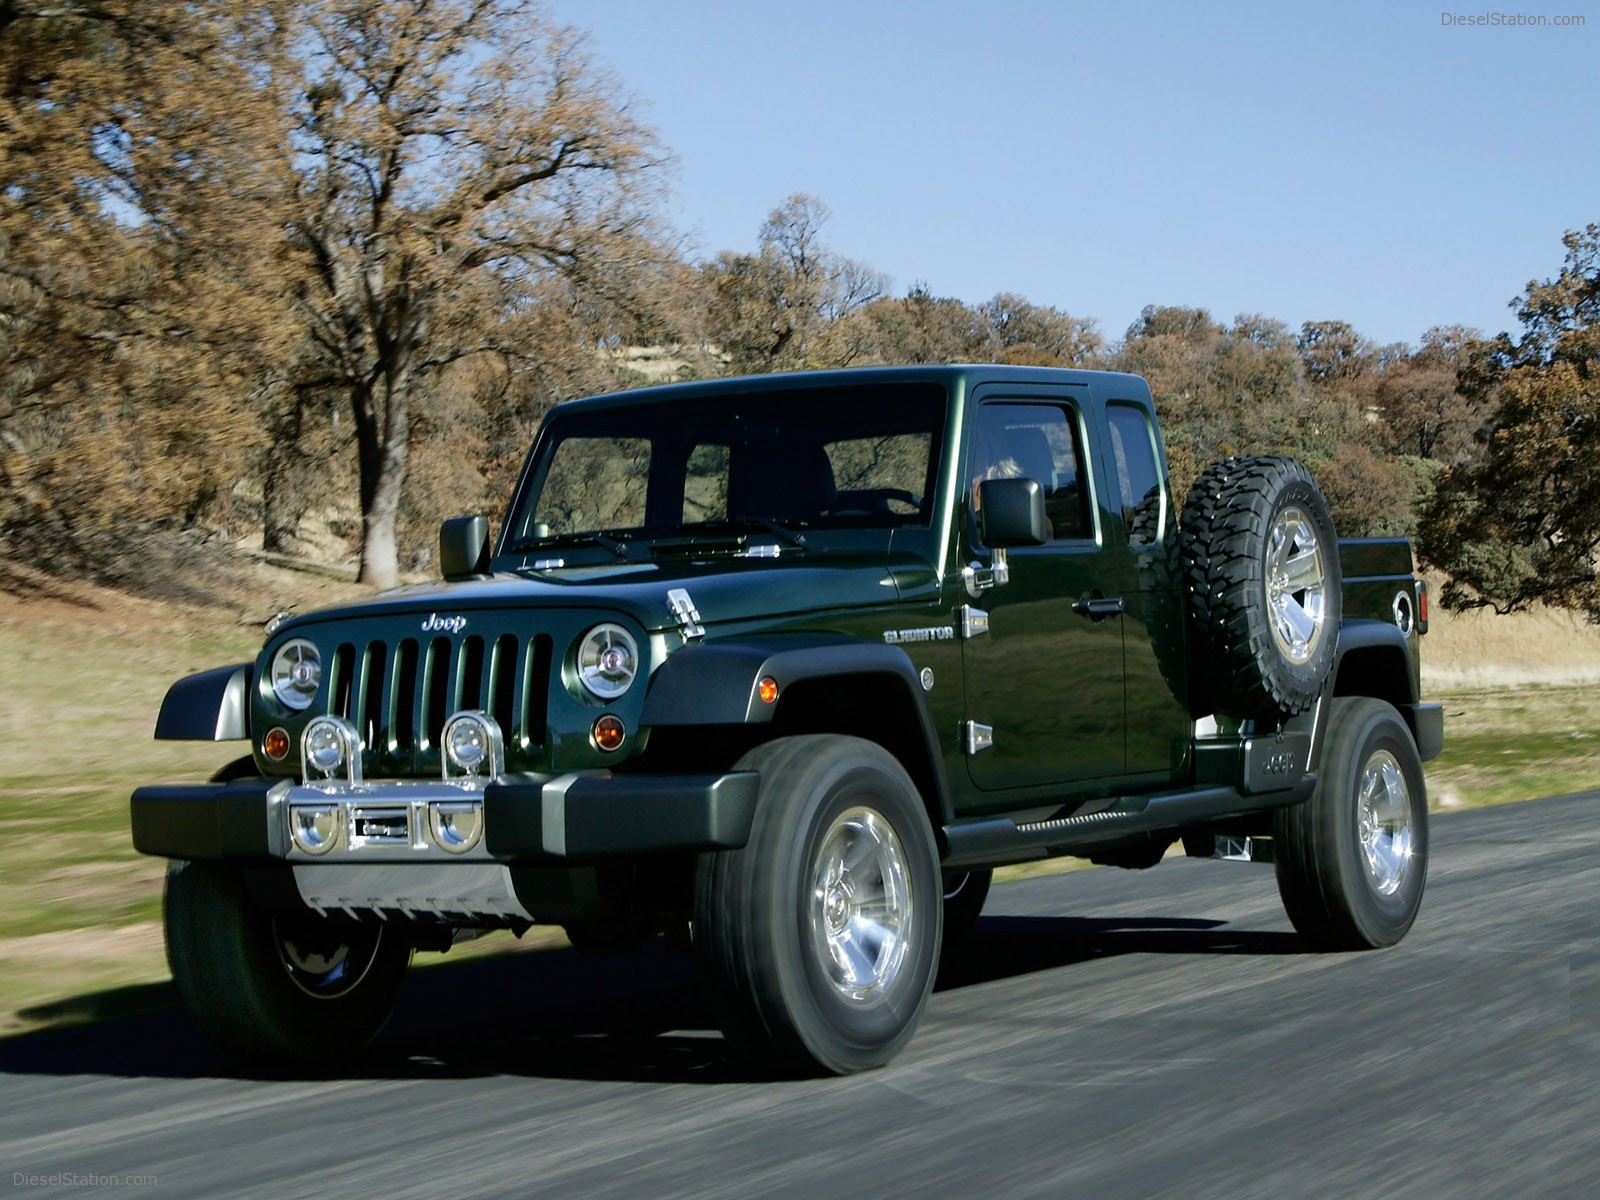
xmin=505 ymin=531 xmax=640 ymax=561
xmin=697 ymin=517 xmax=808 ymax=549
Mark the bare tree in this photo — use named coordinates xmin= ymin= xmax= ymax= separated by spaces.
xmin=280 ymin=0 xmax=667 ymax=585
xmin=1 ymin=1 xmax=295 ymax=567
xmin=702 ymin=194 xmax=886 ymax=372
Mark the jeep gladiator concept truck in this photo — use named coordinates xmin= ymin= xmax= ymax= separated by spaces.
xmin=132 ymin=365 xmax=1442 ymax=1075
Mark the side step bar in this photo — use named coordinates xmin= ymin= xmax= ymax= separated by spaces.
xmin=940 ymin=776 xmax=1314 ymax=870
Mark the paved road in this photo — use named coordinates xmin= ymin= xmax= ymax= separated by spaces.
xmin=2 ymin=794 xmax=1595 ymax=1199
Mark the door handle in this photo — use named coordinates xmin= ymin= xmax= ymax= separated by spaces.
xmin=1072 ymin=594 xmax=1124 ymax=621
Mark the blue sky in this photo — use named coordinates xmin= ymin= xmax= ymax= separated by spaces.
xmin=542 ymin=0 xmax=1598 ymax=350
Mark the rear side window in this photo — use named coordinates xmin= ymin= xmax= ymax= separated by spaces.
xmin=1104 ymin=404 xmax=1166 ymax=548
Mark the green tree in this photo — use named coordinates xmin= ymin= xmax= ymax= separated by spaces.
xmin=1374 ymin=325 xmax=1486 ymax=464
xmin=1421 ymin=225 xmax=1600 ymax=613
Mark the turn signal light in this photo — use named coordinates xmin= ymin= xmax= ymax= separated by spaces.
xmin=263 ymin=727 xmax=290 ymax=761
xmin=758 ymin=676 xmax=779 ymax=704
xmin=592 ymin=714 xmax=627 ymax=752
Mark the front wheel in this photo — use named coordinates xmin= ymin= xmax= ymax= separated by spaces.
xmin=694 ymin=735 xmax=942 ymax=1076
xmin=164 ymin=859 xmax=411 ymax=1059
xmin=1273 ymin=698 xmax=1428 ymax=949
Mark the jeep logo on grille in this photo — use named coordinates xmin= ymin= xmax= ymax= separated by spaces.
xmin=421 ymin=613 xmax=468 ymax=634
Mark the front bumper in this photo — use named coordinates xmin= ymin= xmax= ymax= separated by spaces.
xmin=133 ymin=771 xmax=759 ymax=925
xmin=131 ymin=771 xmax=760 ymax=865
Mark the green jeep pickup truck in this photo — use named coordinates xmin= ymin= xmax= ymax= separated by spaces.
xmin=132 ymin=365 xmax=1442 ymax=1076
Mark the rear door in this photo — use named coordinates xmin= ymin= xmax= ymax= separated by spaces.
xmin=1098 ymin=398 xmax=1191 ymax=784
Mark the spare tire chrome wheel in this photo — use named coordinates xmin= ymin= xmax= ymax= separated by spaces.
xmin=1266 ymin=504 xmax=1330 ymax=667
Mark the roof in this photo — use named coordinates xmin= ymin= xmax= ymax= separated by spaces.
xmin=551 ymin=363 xmax=1151 ymax=415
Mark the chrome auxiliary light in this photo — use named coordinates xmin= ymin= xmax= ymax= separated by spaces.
xmin=284 ymin=711 xmax=502 ymax=858
xmin=442 ymin=710 xmax=505 ymax=781
xmin=301 ymin=715 xmax=364 ymax=786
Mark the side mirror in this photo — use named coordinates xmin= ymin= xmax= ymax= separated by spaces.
xmin=978 ymin=478 xmax=1050 ymax=547
xmin=440 ymin=515 xmax=491 ymax=581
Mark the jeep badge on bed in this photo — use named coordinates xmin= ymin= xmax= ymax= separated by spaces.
xmin=132 ymin=365 xmax=1442 ymax=1075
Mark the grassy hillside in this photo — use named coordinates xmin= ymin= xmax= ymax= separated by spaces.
xmin=2 ymin=549 xmax=1598 ymax=1035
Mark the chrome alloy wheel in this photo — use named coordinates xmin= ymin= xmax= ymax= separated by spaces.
xmin=1266 ymin=504 xmax=1328 ymax=665
xmin=1357 ymin=749 xmax=1414 ymax=897
xmin=274 ymin=919 xmax=384 ymax=1000
xmin=809 ymin=805 xmax=914 ymax=1005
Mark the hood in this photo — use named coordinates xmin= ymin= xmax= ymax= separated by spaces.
xmin=272 ymin=552 xmax=938 ymax=637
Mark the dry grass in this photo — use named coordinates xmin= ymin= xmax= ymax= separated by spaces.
xmin=1 ymin=552 xmax=1597 ymax=1036
xmin=1420 ymin=571 xmax=1600 ymax=689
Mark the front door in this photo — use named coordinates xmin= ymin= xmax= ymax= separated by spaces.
xmin=961 ymin=393 xmax=1127 ymax=798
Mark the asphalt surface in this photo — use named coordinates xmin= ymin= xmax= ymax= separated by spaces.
xmin=1 ymin=793 xmax=1595 ymax=1199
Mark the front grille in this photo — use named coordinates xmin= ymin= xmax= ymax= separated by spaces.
xmin=324 ymin=632 xmax=552 ymax=773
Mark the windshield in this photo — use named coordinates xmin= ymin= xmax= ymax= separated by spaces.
xmin=505 ymin=382 xmax=948 ymax=548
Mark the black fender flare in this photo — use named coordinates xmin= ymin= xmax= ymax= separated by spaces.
xmin=154 ymin=663 xmax=253 ymax=741
xmin=1333 ymin=619 xmax=1418 ymax=705
xmin=640 ymin=634 xmax=954 ymax=824
xmin=1311 ymin=620 xmax=1441 ymax=763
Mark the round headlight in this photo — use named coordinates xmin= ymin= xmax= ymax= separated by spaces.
xmin=270 ymin=638 xmax=322 ymax=711
xmin=576 ymin=623 xmax=638 ymax=700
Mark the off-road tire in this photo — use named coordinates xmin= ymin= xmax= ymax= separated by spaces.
xmin=1180 ymin=455 xmax=1340 ymax=719
xmin=164 ymin=859 xmax=411 ymax=1059
xmin=1126 ymin=484 xmax=1189 ymax=711
xmin=1273 ymin=698 xmax=1428 ymax=949
xmin=694 ymin=735 xmax=942 ymax=1076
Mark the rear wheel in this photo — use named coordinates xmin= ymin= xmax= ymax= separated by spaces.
xmin=1273 ymin=698 xmax=1428 ymax=949
xmin=164 ymin=859 xmax=411 ymax=1059
xmin=694 ymin=735 xmax=942 ymax=1075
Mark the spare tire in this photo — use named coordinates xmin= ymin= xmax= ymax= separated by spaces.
xmin=1180 ymin=455 xmax=1340 ymax=720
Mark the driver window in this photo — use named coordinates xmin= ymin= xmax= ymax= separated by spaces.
xmin=972 ymin=403 xmax=1090 ymax=540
